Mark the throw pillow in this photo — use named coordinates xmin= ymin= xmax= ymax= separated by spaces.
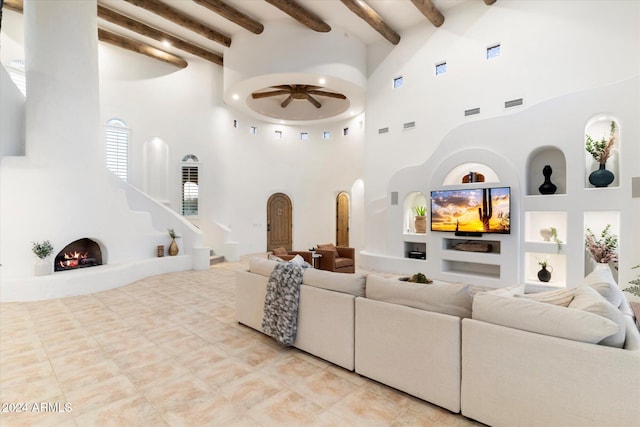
xmin=568 ymin=286 xmax=626 ymax=348
xmin=519 ymin=287 xmax=575 ymax=307
xmin=288 ymin=254 xmax=311 ymax=269
xmin=366 ymin=275 xmax=473 ymax=318
xmin=272 ymin=247 xmax=288 ymax=256
xmin=268 ymin=254 xmax=284 ymax=262
xmin=472 ymin=292 xmax=620 ymax=344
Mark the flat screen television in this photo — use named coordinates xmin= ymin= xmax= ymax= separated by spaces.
xmin=430 ymin=187 xmax=511 ymax=234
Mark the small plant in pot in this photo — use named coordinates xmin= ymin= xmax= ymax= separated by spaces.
xmin=626 ymin=264 xmax=640 ymax=298
xmin=585 ymin=224 xmax=618 ymax=269
xmin=413 ymin=206 xmax=427 ymax=234
xmin=167 ymin=228 xmax=180 ymax=256
xmin=537 ymin=257 xmax=552 ymax=282
xmin=585 ymin=121 xmax=616 ymax=187
xmin=32 ymin=240 xmax=54 ymax=276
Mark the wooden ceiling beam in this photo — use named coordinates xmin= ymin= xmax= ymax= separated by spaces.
xmin=4 ymin=0 xmax=24 ymax=13
xmin=264 ymin=0 xmax=331 ymax=33
xmin=409 ymin=0 xmax=444 ymax=28
xmin=98 ymin=5 xmax=222 ymax=66
xmin=123 ymin=0 xmax=231 ymax=47
xmin=339 ymin=0 xmax=400 ymax=45
xmin=192 ymin=0 xmax=263 ymax=34
xmin=98 ymin=28 xmax=188 ymax=68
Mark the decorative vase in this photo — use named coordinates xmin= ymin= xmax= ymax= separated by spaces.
xmin=414 ymin=216 xmax=427 ymax=234
xmin=539 ymin=227 xmax=553 ymax=242
xmin=168 ymin=238 xmax=179 ymax=256
xmin=34 ymin=258 xmax=52 ymax=276
xmin=537 ymin=265 xmax=552 ymax=282
xmin=588 ymin=163 xmax=614 ymax=188
xmin=538 ymin=165 xmax=557 ymax=195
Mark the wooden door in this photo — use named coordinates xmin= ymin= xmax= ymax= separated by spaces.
xmin=336 ymin=192 xmax=350 ymax=247
xmin=267 ymin=193 xmax=292 ymax=251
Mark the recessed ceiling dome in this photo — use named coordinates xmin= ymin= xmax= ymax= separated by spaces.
xmin=223 ymin=21 xmax=366 ymax=125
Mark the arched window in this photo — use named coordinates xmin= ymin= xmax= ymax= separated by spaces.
xmin=105 ymin=118 xmax=129 ymax=181
xmin=181 ymin=154 xmax=199 ymax=216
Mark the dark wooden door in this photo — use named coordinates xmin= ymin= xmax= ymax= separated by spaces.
xmin=267 ymin=193 xmax=292 ymax=251
xmin=336 ymin=192 xmax=350 ymax=247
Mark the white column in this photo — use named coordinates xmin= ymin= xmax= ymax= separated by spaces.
xmin=24 ymin=0 xmax=100 ymax=174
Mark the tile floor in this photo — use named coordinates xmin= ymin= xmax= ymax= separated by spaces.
xmin=0 ymin=256 xmax=485 ymax=426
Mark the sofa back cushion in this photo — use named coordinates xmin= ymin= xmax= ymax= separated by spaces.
xmin=583 ymin=268 xmax=625 ymax=309
xmin=302 ymin=268 xmax=365 ymax=297
xmin=249 ymin=257 xmax=279 ymax=276
xmin=568 ymin=286 xmax=626 ymax=348
xmin=365 ymin=275 xmax=473 ymax=318
xmin=472 ymin=291 xmax=621 ymax=345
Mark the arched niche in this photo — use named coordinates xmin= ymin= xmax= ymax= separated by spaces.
xmin=442 ymin=162 xmax=500 ymax=186
xmin=584 ymin=115 xmax=620 ymax=188
xmin=403 ymin=191 xmax=427 ymax=233
xmin=526 ymin=146 xmax=566 ymax=195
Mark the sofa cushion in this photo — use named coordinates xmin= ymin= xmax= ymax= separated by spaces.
xmin=365 ymin=275 xmax=473 ymax=318
xmin=568 ymin=286 xmax=626 ymax=348
xmin=519 ymin=287 xmax=575 ymax=307
xmin=335 ymin=257 xmax=354 ymax=269
xmin=582 ymin=268 xmax=624 ymax=309
xmin=484 ymin=284 xmax=525 ymax=297
xmin=472 ymin=292 xmax=620 ymax=344
xmin=249 ymin=257 xmax=279 ymax=276
xmin=302 ymin=268 xmax=366 ymax=297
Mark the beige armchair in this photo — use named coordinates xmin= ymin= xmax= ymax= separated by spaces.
xmin=270 ymin=247 xmax=312 ymax=264
xmin=316 ymin=243 xmax=355 ymax=274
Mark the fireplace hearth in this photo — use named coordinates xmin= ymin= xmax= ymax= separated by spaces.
xmin=54 ymin=238 xmax=103 ymax=272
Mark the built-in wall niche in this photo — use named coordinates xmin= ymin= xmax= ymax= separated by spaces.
xmin=524 ymin=211 xmax=567 ymax=244
xmin=524 ymin=251 xmax=567 ymax=288
xmin=584 ymin=116 xmax=620 ymax=188
xmin=403 ymin=191 xmax=427 ymax=233
xmin=442 ymin=163 xmax=499 ymax=185
xmin=404 ymin=241 xmax=426 ymax=259
xmin=526 ymin=147 xmax=566 ymax=195
xmin=584 ymin=211 xmax=620 ymax=278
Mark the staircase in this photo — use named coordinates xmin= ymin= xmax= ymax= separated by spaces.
xmin=210 ymin=249 xmax=225 ymax=265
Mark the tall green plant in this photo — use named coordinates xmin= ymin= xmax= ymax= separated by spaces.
xmin=413 ymin=206 xmax=426 ymax=216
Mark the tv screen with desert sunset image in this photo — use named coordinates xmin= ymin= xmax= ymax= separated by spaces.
xmin=430 ymin=187 xmax=511 ymax=233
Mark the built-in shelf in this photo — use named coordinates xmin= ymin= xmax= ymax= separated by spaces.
xmin=524 ymin=252 xmax=566 ymax=288
xmin=404 ymin=241 xmax=426 ymax=259
xmin=584 ymin=116 xmax=620 ymax=189
xmin=442 ymin=260 xmax=500 ymax=279
xmin=443 ymin=237 xmax=501 ymax=254
xmin=526 ymin=146 xmax=566 ymax=196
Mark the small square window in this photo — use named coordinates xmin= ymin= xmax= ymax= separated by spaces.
xmin=275 ymin=130 xmax=282 ymax=139
xmin=487 ymin=44 xmax=501 ymax=59
xmin=393 ymin=76 xmax=403 ymax=89
xmin=300 ymin=132 xmax=309 ymax=141
xmin=435 ymin=62 xmax=447 ymax=75
xmin=233 ymin=120 xmax=238 ymax=128
xmin=249 ymin=126 xmax=257 ymax=135
xmin=323 ymin=131 xmax=330 ymax=140
xmin=343 ymin=127 xmax=350 ymax=136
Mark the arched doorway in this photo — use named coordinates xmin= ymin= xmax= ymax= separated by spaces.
xmin=267 ymin=193 xmax=292 ymax=251
xmin=336 ymin=192 xmax=350 ymax=247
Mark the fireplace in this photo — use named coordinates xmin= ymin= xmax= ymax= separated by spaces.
xmin=54 ymin=238 xmax=103 ymax=272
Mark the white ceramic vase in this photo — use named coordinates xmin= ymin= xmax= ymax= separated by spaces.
xmin=539 ymin=227 xmax=553 ymax=242
xmin=34 ymin=258 xmax=52 ymax=276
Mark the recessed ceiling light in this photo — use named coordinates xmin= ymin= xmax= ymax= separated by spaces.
xmin=232 ymin=94 xmax=239 ymax=101
xmin=318 ymin=78 xmax=326 ymax=85
xmin=162 ymin=40 xmax=171 ymax=48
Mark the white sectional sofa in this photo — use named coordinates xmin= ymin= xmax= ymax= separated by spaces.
xmin=235 ymin=258 xmax=640 ymax=426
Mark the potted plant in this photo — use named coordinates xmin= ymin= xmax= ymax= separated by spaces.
xmin=585 ymin=121 xmax=616 ymax=187
xmin=32 ymin=240 xmax=54 ymax=276
xmin=168 ymin=228 xmax=180 ymax=256
xmin=626 ymin=264 xmax=640 ymax=298
xmin=537 ymin=257 xmax=552 ymax=282
xmin=413 ymin=206 xmax=427 ymax=234
xmin=585 ymin=224 xmax=618 ymax=269
xmin=550 ymin=227 xmax=563 ymax=254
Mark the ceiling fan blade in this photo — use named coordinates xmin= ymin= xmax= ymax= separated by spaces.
xmin=307 ymin=90 xmax=347 ymax=99
xmin=281 ymin=95 xmax=294 ymax=108
xmin=270 ymin=85 xmax=293 ymax=90
xmin=305 ymin=94 xmax=321 ymax=108
xmin=252 ymin=90 xmax=290 ymax=99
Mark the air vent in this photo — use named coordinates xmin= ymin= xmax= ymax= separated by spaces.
xmin=390 ymin=192 xmax=398 ymax=205
xmin=403 ymin=121 xmax=416 ymax=130
xmin=505 ymin=98 xmax=523 ymax=108
xmin=464 ymin=108 xmax=480 ymax=116
xmin=378 ymin=127 xmax=389 ymax=134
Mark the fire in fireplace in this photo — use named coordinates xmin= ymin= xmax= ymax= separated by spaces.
xmin=54 ymin=238 xmax=103 ymax=272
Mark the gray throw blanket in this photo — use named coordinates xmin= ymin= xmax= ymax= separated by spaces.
xmin=262 ymin=262 xmax=304 ymax=345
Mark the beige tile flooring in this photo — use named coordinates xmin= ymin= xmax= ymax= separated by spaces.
xmin=0 ymin=257 xmax=485 ymax=426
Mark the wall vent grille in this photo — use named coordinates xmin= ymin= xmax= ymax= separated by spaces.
xmin=403 ymin=121 xmax=416 ymax=130
xmin=505 ymin=98 xmax=523 ymax=108
xmin=390 ymin=192 xmax=398 ymax=205
xmin=378 ymin=127 xmax=389 ymax=134
xmin=464 ymin=108 xmax=480 ymax=116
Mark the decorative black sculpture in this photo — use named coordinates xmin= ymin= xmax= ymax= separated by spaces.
xmin=538 ymin=165 xmax=557 ymax=195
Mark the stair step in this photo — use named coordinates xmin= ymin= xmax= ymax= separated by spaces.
xmin=210 ymin=255 xmax=225 ymax=265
